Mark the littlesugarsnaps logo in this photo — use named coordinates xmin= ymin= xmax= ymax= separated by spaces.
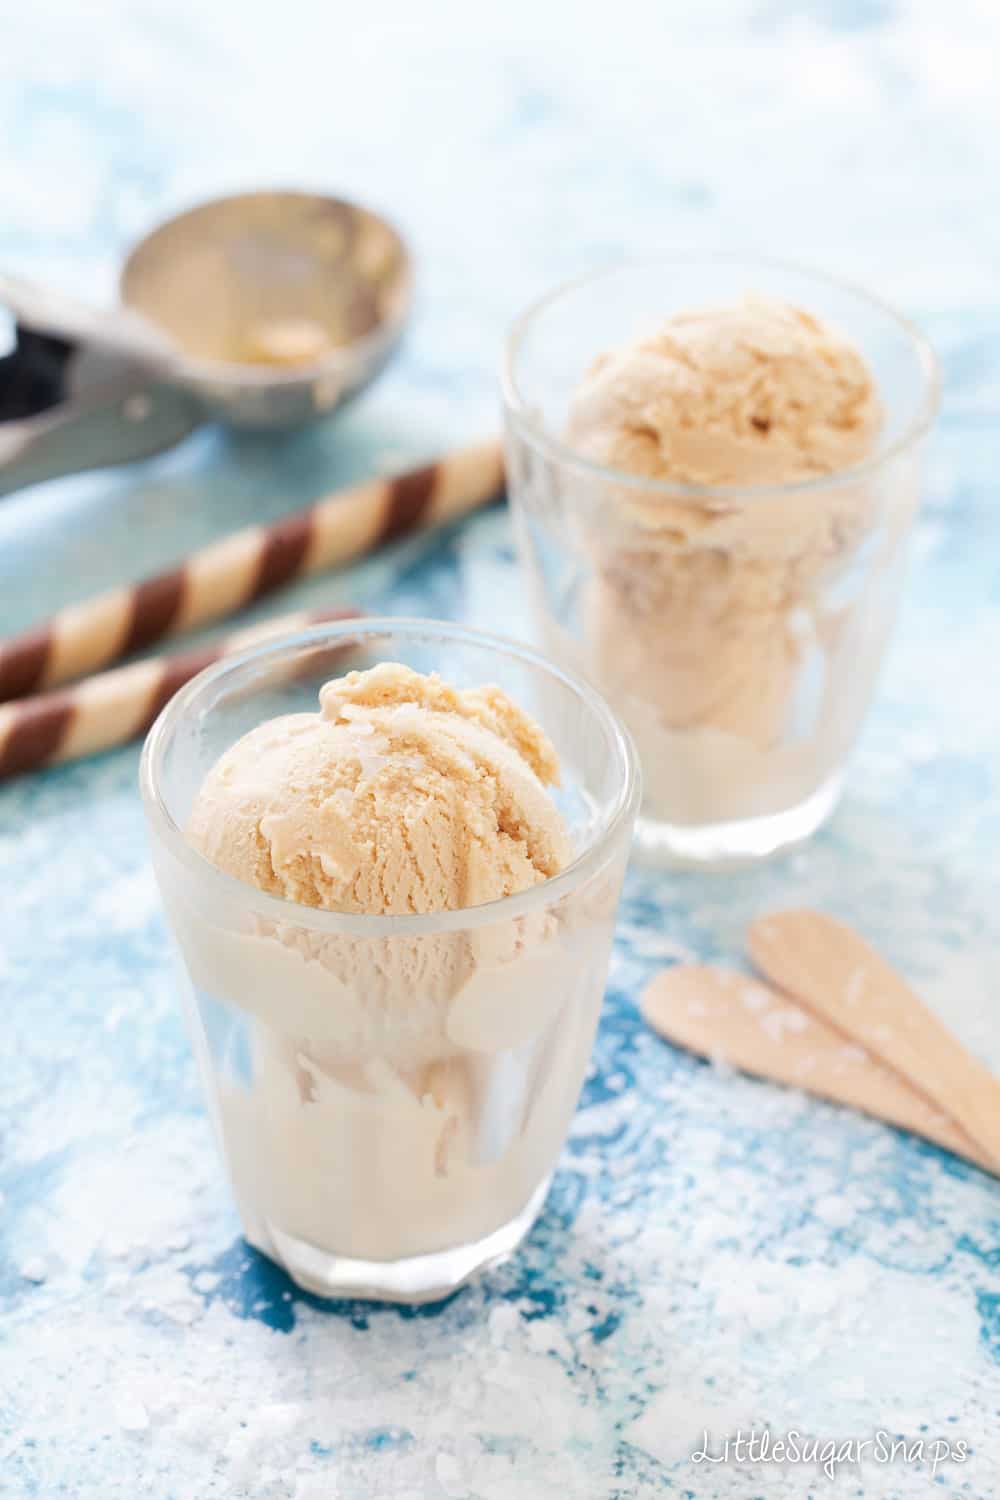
xmin=691 ymin=1428 xmax=969 ymax=1481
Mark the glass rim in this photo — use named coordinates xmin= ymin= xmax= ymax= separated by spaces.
xmin=139 ymin=615 xmax=641 ymax=937
xmin=500 ymin=250 xmax=941 ymax=503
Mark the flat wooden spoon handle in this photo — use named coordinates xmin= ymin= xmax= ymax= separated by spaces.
xmin=641 ymin=964 xmax=992 ymax=1173
xmin=747 ymin=910 xmax=1000 ymax=1171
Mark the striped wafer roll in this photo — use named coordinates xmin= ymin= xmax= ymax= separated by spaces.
xmin=0 ymin=607 xmax=359 ymax=781
xmin=0 ymin=436 xmax=503 ymax=704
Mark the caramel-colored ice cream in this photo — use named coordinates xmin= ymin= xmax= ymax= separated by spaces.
xmin=241 ymin=316 xmax=334 ymax=367
xmin=564 ymin=298 xmax=887 ymax=826
xmin=187 ymin=661 xmax=570 ymax=916
xmin=567 ymin=297 xmax=881 ymax=487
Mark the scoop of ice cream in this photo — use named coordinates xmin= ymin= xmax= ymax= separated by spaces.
xmin=562 ymin=297 xmax=886 ymax=795
xmin=182 ymin=663 xmax=574 ymax=1073
xmin=240 ymin=316 xmax=334 ymax=367
xmin=187 ymin=662 xmax=571 ymax=916
xmin=567 ymin=297 xmax=882 ymax=488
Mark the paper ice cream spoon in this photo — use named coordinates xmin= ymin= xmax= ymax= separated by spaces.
xmin=747 ymin=909 xmax=1000 ymax=1173
xmin=641 ymin=964 xmax=992 ymax=1173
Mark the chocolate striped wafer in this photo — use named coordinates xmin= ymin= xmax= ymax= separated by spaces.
xmin=0 ymin=607 xmax=359 ymax=780
xmin=0 ymin=437 xmax=504 ymax=704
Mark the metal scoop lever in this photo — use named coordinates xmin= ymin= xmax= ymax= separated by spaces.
xmin=0 ymin=271 xmax=178 ymax=369
xmin=0 ymin=326 xmax=202 ymax=498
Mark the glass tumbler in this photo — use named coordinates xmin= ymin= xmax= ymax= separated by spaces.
xmin=502 ymin=254 xmax=939 ymax=863
xmin=141 ymin=618 xmax=639 ymax=1303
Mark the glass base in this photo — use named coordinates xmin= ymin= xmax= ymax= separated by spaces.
xmin=633 ymin=770 xmax=845 ymax=868
xmin=249 ymin=1175 xmax=553 ymax=1305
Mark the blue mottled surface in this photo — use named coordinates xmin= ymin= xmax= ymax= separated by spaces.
xmin=2 ymin=3 xmax=999 ymax=1496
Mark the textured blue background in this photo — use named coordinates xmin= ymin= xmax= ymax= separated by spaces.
xmin=2 ymin=3 xmax=999 ymax=1496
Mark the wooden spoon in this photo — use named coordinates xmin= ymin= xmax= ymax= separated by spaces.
xmin=641 ymin=964 xmax=991 ymax=1172
xmin=747 ymin=909 xmax=1000 ymax=1173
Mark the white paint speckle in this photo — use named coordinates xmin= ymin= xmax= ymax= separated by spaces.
xmin=20 ymin=1256 xmax=47 ymax=1283
xmin=742 ymin=986 xmax=769 ymax=1013
xmin=294 ymin=1480 xmax=335 ymax=1500
xmin=846 ymin=968 xmax=866 ymax=1006
xmin=814 ymin=1194 xmax=855 ymax=1228
xmin=761 ymin=1007 xmax=809 ymax=1042
xmin=435 ymin=1451 xmax=465 ymax=1497
xmin=489 ymin=1303 xmax=519 ymax=1342
xmin=161 ymin=1300 xmax=199 ymax=1326
xmin=116 ymin=1398 xmax=150 ymax=1433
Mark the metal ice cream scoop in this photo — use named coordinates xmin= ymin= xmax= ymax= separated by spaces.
xmin=0 ymin=189 xmax=412 ymax=495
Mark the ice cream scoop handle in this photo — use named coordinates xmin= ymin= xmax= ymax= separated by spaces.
xmin=0 ymin=270 xmax=175 ymax=363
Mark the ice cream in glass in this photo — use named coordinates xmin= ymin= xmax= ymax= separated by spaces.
xmin=503 ymin=256 xmax=937 ymax=863
xmin=141 ymin=620 xmax=638 ymax=1302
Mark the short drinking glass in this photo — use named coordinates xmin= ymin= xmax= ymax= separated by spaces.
xmin=141 ymin=618 xmax=639 ymax=1302
xmin=503 ymin=254 xmax=938 ymax=863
